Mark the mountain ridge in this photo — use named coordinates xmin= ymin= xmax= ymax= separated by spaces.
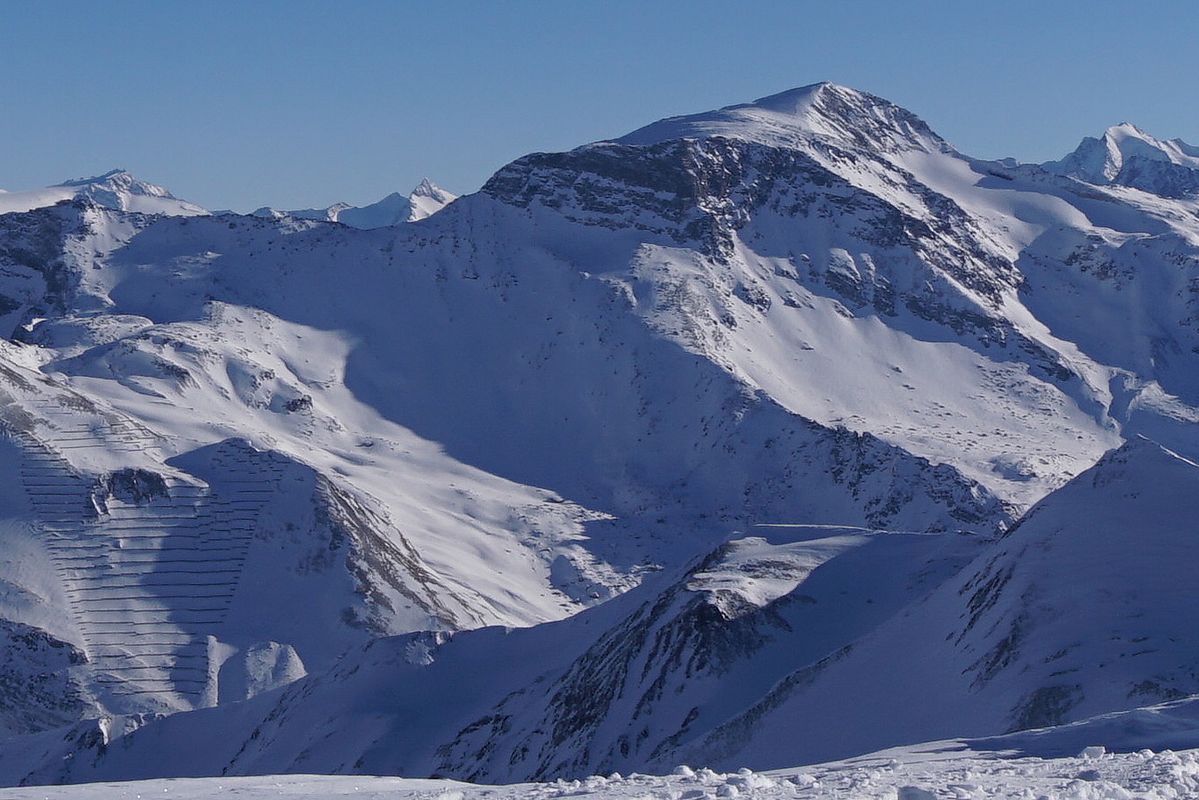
xmin=250 ymin=178 xmax=457 ymax=228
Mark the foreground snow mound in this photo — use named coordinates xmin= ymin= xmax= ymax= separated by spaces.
xmin=0 ymin=170 xmax=207 ymax=217
xmin=2 ymin=746 xmax=1198 ymax=799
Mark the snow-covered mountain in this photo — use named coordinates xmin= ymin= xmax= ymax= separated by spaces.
xmin=1044 ymin=123 xmax=1199 ymax=196
xmin=251 ymin=178 xmax=456 ymax=228
xmin=0 ymin=170 xmax=207 ymax=217
xmin=0 ymin=81 xmax=1198 ymax=789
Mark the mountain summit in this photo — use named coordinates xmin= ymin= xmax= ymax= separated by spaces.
xmin=1044 ymin=123 xmax=1199 ymax=196
xmin=0 ymin=169 xmax=207 ymax=216
xmin=617 ymin=81 xmax=947 ymax=154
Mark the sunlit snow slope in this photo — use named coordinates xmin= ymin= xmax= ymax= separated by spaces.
xmin=0 ymin=81 xmax=1198 ymax=786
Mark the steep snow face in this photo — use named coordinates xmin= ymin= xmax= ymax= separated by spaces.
xmin=489 ymin=111 xmax=1121 ymax=507
xmin=0 ymin=319 xmax=613 ymax=732
xmin=407 ymin=177 xmax=457 ymax=220
xmin=0 ymin=171 xmax=207 ymax=217
xmin=252 ymin=179 xmax=456 ymax=228
xmin=1044 ymin=124 xmax=1199 ymax=197
xmin=691 ymin=439 xmax=1199 ymax=769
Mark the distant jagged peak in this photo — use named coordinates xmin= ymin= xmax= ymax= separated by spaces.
xmin=56 ymin=168 xmax=172 ymax=197
xmin=254 ymin=179 xmax=456 ymax=229
xmin=1101 ymin=122 xmax=1199 ymax=164
xmin=407 ymin=178 xmax=456 ymax=221
xmin=1043 ymin=123 xmax=1199 ymax=195
xmin=617 ymin=81 xmax=948 ymax=155
xmin=411 ymin=176 xmax=453 ymax=201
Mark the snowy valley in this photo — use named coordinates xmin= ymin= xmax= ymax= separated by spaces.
xmin=0 ymin=83 xmax=1198 ymax=797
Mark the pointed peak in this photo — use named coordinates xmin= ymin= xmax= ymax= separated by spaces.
xmin=1102 ymin=122 xmax=1158 ymax=145
xmin=406 ymin=180 xmax=456 ymax=222
xmin=250 ymin=206 xmax=286 ymax=219
xmin=1045 ymin=123 xmax=1199 ymax=193
xmin=1107 ymin=121 xmax=1144 ymax=134
xmin=410 ymin=178 xmax=452 ymax=202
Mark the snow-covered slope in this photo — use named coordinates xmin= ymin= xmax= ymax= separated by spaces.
xmin=17 ymin=437 xmax=1197 ymax=787
xmin=42 ymin=522 xmax=983 ymax=786
xmin=0 ymin=171 xmax=207 ymax=217
xmin=252 ymin=179 xmax=456 ymax=228
xmin=687 ymin=438 xmax=1199 ymax=769
xmin=9 ymin=524 xmax=980 ymax=784
xmin=0 ymin=159 xmax=1004 ymax=744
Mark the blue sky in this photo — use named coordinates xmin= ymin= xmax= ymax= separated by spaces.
xmin=2 ymin=1 xmax=1195 ymax=211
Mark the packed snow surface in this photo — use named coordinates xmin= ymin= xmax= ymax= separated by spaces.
xmin=1 ymin=747 xmax=1197 ymax=799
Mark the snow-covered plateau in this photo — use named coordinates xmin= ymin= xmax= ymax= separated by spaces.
xmin=1 ymin=82 xmax=1199 ymax=796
